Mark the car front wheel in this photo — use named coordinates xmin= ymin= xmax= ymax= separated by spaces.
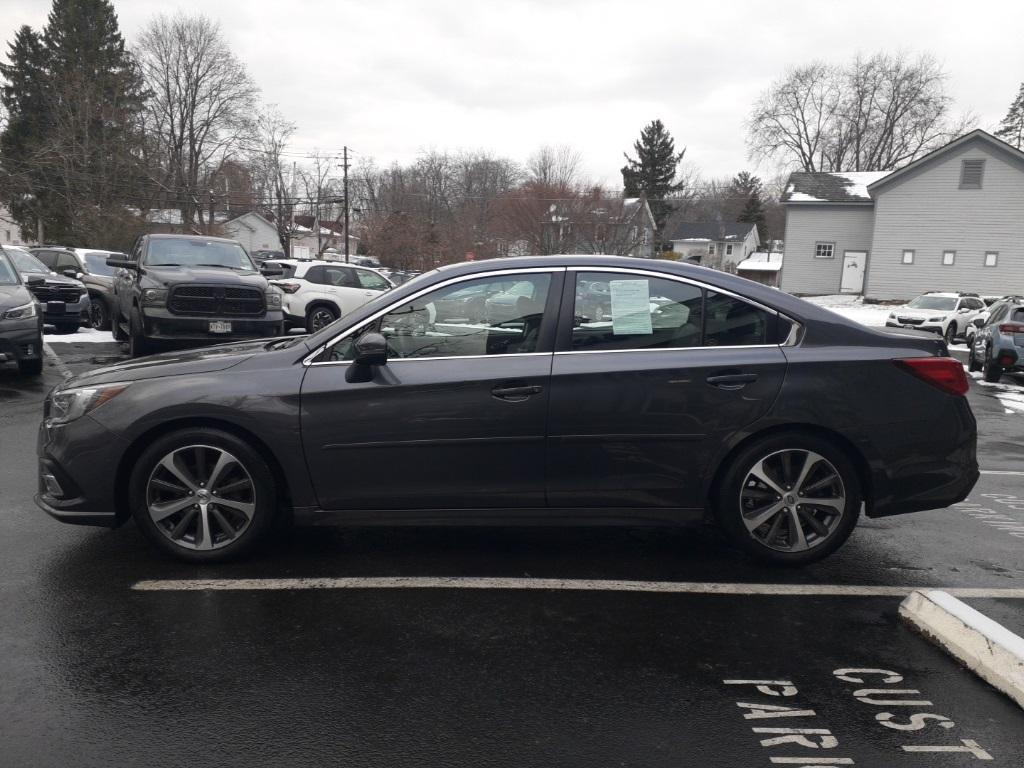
xmin=983 ymin=347 xmax=1003 ymax=383
xmin=944 ymin=323 xmax=957 ymax=345
xmin=715 ymin=433 xmax=862 ymax=566
xmin=968 ymin=343 xmax=982 ymax=373
xmin=130 ymin=428 xmax=278 ymax=562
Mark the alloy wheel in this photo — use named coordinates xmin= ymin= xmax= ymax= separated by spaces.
xmin=146 ymin=445 xmax=256 ymax=551
xmin=739 ymin=449 xmax=847 ymax=553
xmin=310 ymin=308 xmax=336 ymax=331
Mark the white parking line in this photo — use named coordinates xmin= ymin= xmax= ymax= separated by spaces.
xmin=131 ymin=577 xmax=1024 ymax=597
xmin=42 ymin=342 xmax=73 ymax=380
xmin=980 ymin=470 xmax=1024 ymax=477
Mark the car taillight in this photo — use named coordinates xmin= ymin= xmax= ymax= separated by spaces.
xmin=998 ymin=323 xmax=1024 ymax=334
xmin=894 ymin=357 xmax=969 ymax=396
xmin=272 ymin=281 xmax=301 ymax=294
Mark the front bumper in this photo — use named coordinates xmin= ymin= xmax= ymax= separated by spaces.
xmin=885 ymin=320 xmax=944 ymax=334
xmin=140 ymin=307 xmax=285 ymax=341
xmin=0 ymin=316 xmax=44 ymax=364
xmin=35 ymin=414 xmax=127 ymax=528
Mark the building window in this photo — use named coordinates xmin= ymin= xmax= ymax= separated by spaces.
xmin=902 ymin=250 xmax=915 ymax=264
xmin=959 ymin=159 xmax=985 ymax=189
xmin=725 ymin=244 xmax=734 ymax=256
xmin=814 ymin=242 xmax=835 ymax=259
xmin=985 ymin=251 xmax=998 ymax=267
xmin=708 ymin=243 xmax=716 ymax=255
xmin=942 ymin=250 xmax=956 ymax=266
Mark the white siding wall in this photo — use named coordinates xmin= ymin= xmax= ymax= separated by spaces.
xmin=780 ymin=205 xmax=874 ymax=294
xmin=222 ymin=214 xmax=280 ymax=253
xmin=866 ymin=144 xmax=1024 ymax=300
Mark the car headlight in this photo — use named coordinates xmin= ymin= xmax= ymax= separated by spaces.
xmin=47 ymin=382 xmax=131 ymax=427
xmin=928 ymin=316 xmax=944 ymax=322
xmin=141 ymin=288 xmax=168 ymax=306
xmin=3 ymin=301 xmax=38 ymax=320
xmin=265 ymin=288 xmax=282 ymax=309
xmin=888 ymin=312 xmax=896 ymax=319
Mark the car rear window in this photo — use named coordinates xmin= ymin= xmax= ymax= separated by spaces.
xmin=1012 ymin=308 xmax=1024 ymax=323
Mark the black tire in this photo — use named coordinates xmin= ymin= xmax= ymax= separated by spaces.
xmin=129 ymin=427 xmax=278 ymax=563
xmin=943 ymin=323 xmax=957 ymax=345
xmin=306 ymin=304 xmax=338 ymax=333
xmin=89 ymin=296 xmax=111 ymax=330
xmin=18 ymin=356 xmax=43 ymax=375
xmin=983 ymin=347 xmax=1002 ymax=383
xmin=53 ymin=322 xmax=79 ymax=335
xmin=112 ymin=310 xmax=128 ymax=341
xmin=713 ymin=431 xmax=862 ymax=566
xmin=968 ymin=343 xmax=982 ymax=373
xmin=128 ymin=306 xmax=150 ymax=358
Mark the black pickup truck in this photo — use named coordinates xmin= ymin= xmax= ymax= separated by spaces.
xmin=109 ymin=234 xmax=285 ymax=357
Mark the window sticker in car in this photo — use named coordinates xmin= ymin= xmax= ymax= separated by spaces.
xmin=610 ymin=279 xmax=653 ymax=336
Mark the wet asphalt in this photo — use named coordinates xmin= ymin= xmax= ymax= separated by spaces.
xmin=1 ymin=338 xmax=1023 ymax=767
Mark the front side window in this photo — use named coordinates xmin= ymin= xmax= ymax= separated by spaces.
xmin=32 ymin=250 xmax=58 ymax=269
xmin=356 ymin=269 xmax=391 ymax=291
xmin=814 ymin=242 xmax=835 ymax=259
xmin=83 ymin=252 xmax=117 ymax=276
xmin=324 ymin=273 xmax=552 ymax=361
xmin=56 ymin=253 xmax=79 ymax=271
xmin=571 ymin=272 xmax=702 ymax=351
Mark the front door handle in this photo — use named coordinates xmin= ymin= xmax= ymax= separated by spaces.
xmin=706 ymin=372 xmax=759 ymax=389
xmin=492 ymin=384 xmax=543 ymax=401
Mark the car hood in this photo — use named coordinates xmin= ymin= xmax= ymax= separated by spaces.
xmin=22 ymin=272 xmax=86 ymax=288
xmin=65 ymin=338 xmax=282 ymax=387
xmin=0 ymin=283 xmax=34 ymax=311
xmin=892 ymin=307 xmax=951 ymax=319
xmin=143 ymin=265 xmax=267 ymax=288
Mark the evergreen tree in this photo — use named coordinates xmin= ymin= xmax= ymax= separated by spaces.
xmin=621 ymin=119 xmax=686 ymax=239
xmin=995 ymin=82 xmax=1024 ymax=150
xmin=730 ymin=171 xmax=767 ymax=243
xmin=0 ymin=0 xmax=146 ymax=244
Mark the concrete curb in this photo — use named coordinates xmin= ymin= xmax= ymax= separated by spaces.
xmin=899 ymin=589 xmax=1024 ymax=710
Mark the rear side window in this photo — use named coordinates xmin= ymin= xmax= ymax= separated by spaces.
xmin=33 ymin=250 xmax=58 ymax=269
xmin=355 ymin=269 xmax=390 ymax=291
xmin=704 ymin=291 xmax=777 ymax=346
xmin=571 ymin=272 xmax=702 ymax=351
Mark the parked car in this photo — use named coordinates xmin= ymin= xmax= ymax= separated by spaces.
xmin=884 ymin=291 xmax=986 ymax=344
xmin=4 ymin=246 xmax=90 ymax=333
xmin=251 ymin=249 xmax=285 ymax=267
xmin=31 ymin=246 xmax=123 ymax=330
xmin=266 ymin=259 xmax=393 ymax=332
xmin=108 ymin=234 xmax=286 ymax=357
xmin=0 ymin=247 xmax=44 ymax=375
xmin=968 ymin=298 xmax=1024 ymax=382
xmin=36 ymin=255 xmax=977 ymax=565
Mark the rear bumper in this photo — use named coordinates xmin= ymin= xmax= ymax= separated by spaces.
xmin=42 ymin=296 xmax=90 ymax=325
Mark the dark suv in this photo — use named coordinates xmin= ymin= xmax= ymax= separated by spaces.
xmin=109 ymin=234 xmax=285 ymax=357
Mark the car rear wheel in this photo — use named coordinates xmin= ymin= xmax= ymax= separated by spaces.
xmin=130 ymin=428 xmax=277 ymax=562
xmin=128 ymin=307 xmax=150 ymax=357
xmin=306 ymin=304 xmax=338 ymax=333
xmin=715 ymin=433 xmax=862 ymax=566
xmin=89 ymin=297 xmax=110 ymax=330
xmin=968 ymin=343 xmax=982 ymax=373
xmin=983 ymin=347 xmax=1003 ymax=383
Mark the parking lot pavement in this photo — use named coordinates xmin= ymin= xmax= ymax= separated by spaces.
xmin=1 ymin=342 xmax=1023 ymax=767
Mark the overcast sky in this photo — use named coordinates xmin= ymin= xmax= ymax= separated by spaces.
xmin=3 ymin=0 xmax=1024 ymax=186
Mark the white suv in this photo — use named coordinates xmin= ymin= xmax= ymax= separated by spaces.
xmin=884 ymin=292 xmax=987 ymax=344
xmin=266 ymin=260 xmax=394 ymax=332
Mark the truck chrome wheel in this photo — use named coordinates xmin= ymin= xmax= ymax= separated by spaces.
xmin=739 ymin=449 xmax=846 ymax=553
xmin=146 ymin=445 xmax=256 ymax=551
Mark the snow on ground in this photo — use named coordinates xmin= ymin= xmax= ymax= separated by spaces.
xmin=43 ymin=326 xmax=115 ymax=344
xmin=803 ymin=294 xmax=893 ymax=327
xmin=967 ymin=370 xmax=1024 ymax=414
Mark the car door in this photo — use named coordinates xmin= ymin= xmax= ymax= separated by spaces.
xmin=300 ymin=268 xmax=563 ymax=511
xmin=546 ymin=269 xmax=789 ymax=509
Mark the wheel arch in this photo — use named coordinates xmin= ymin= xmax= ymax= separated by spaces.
xmin=705 ymin=423 xmax=873 ymax=516
xmin=306 ymin=299 xmax=341 ymax=318
xmin=113 ymin=416 xmax=294 ymax=526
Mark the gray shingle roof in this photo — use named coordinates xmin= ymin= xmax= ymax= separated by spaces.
xmin=782 ymin=171 xmax=890 ymax=203
xmin=668 ymin=221 xmax=755 ymax=241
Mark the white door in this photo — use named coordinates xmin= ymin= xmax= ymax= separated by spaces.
xmin=841 ymin=251 xmax=866 ymax=294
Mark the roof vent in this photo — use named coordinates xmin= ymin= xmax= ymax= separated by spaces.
xmin=959 ymin=159 xmax=985 ymax=189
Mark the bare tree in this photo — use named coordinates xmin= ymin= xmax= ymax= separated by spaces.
xmin=135 ymin=14 xmax=259 ymax=232
xmin=527 ymin=145 xmax=582 ymax=187
xmin=250 ymin=106 xmax=297 ymax=254
xmin=748 ymin=53 xmax=974 ymax=172
xmin=297 ymin=151 xmax=339 ymax=255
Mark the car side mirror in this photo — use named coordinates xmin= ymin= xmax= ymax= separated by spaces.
xmin=973 ymin=317 xmax=986 ymax=328
xmin=26 ymin=274 xmax=45 ymax=286
xmin=345 ymin=332 xmax=388 ymax=382
xmin=61 ymin=268 xmax=78 ymax=279
xmin=106 ymin=257 xmax=136 ymax=269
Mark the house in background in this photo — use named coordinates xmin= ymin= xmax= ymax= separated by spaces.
xmin=221 ymin=211 xmax=280 ymax=254
xmin=780 ymin=129 xmax=1024 ymax=300
xmin=668 ymin=222 xmax=760 ymax=271
xmin=0 ymin=204 xmax=28 ymax=244
xmin=291 ymin=215 xmax=359 ymax=256
xmin=572 ymin=197 xmax=657 ymax=258
xmin=736 ymin=251 xmax=784 ymax=287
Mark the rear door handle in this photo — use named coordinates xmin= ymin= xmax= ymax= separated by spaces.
xmin=492 ymin=384 xmax=543 ymax=401
xmin=706 ymin=373 xmax=759 ymax=389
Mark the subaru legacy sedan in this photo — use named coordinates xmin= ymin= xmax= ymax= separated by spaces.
xmin=36 ymin=256 xmax=977 ymax=565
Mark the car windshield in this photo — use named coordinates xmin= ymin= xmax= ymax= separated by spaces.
xmin=7 ymin=249 xmax=50 ymax=275
xmin=907 ymin=296 xmax=957 ymax=311
xmin=144 ymin=239 xmax=256 ymax=270
xmin=0 ymin=252 xmax=18 ymax=284
xmin=83 ymin=252 xmax=118 ymax=276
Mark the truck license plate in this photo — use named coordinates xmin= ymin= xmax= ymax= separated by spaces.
xmin=209 ymin=321 xmax=232 ymax=334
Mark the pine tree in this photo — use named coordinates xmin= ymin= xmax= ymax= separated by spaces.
xmin=0 ymin=0 xmax=146 ymax=243
xmin=995 ymin=82 xmax=1024 ymax=150
xmin=730 ymin=172 xmax=767 ymax=243
xmin=621 ymin=120 xmax=686 ymax=239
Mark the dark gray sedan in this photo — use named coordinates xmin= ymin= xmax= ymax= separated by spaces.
xmin=35 ymin=256 xmax=978 ymax=565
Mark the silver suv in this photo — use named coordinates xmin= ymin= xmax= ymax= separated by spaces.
xmin=968 ymin=299 xmax=1024 ymax=382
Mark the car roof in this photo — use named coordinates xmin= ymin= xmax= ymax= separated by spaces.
xmin=147 ymin=233 xmax=240 ymax=243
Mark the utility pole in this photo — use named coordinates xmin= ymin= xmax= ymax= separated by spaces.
xmin=342 ymin=146 xmax=350 ymax=263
